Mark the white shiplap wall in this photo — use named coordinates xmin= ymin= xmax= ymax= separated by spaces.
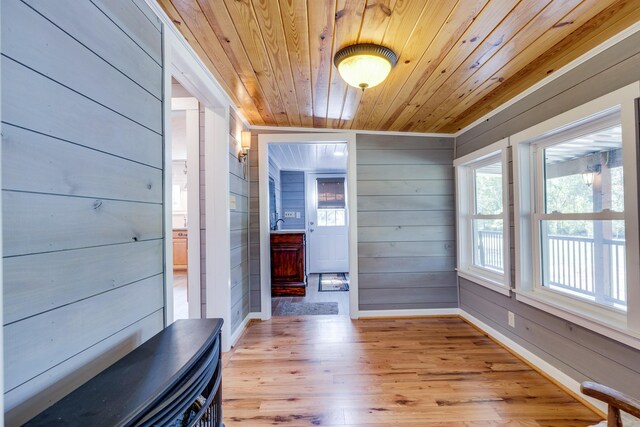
xmin=2 ymin=0 xmax=165 ymax=424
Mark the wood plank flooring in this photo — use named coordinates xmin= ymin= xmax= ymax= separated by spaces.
xmin=222 ymin=316 xmax=602 ymax=426
xmin=272 ymin=274 xmax=350 ymax=316
xmin=173 ymin=272 xmax=188 ymax=320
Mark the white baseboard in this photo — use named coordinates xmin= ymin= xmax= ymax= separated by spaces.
xmin=229 ymin=313 xmax=261 ymax=349
xmin=358 ymin=308 xmax=461 ymax=318
xmin=459 ymin=310 xmax=607 ymax=416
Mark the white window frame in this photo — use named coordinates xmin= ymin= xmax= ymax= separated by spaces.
xmin=455 ymin=138 xmax=510 ymax=296
xmin=511 ymin=82 xmax=640 ymax=349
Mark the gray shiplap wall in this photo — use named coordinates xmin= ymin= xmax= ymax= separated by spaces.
xmin=249 ymin=133 xmax=261 ymax=312
xmin=280 ymin=171 xmax=305 ymax=230
xmin=1 ymin=0 xmax=164 ymax=424
xmin=229 ymin=111 xmax=250 ymax=333
xmin=356 ymin=134 xmax=457 ymax=311
xmin=248 ymin=132 xmax=458 ymax=312
xmin=456 ymin=30 xmax=640 ymax=396
xmin=248 ymin=133 xmax=286 ymax=312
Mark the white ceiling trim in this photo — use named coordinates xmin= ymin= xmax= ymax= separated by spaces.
xmin=249 ymin=125 xmax=455 ymax=139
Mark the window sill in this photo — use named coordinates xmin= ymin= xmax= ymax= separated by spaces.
xmin=514 ymin=289 xmax=640 ymax=351
xmin=457 ymin=270 xmax=511 ymax=296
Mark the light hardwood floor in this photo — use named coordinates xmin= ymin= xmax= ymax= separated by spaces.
xmin=222 ymin=316 xmax=602 ymax=426
xmin=272 ymin=274 xmax=350 ymax=316
xmin=173 ymin=272 xmax=189 ymax=320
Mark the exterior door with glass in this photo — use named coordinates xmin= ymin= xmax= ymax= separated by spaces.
xmin=306 ymin=174 xmax=349 ymax=273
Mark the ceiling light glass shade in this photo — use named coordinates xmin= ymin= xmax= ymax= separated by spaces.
xmin=334 ymin=44 xmax=397 ymax=90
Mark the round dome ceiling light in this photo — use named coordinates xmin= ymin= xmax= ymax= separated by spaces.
xmin=333 ymin=43 xmax=397 ymax=91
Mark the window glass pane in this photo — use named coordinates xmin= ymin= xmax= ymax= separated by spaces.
xmin=472 ymin=219 xmax=504 ymax=273
xmin=317 ymin=178 xmax=345 ymax=208
xmin=317 ymin=210 xmax=327 ymax=227
xmin=326 ymin=209 xmax=336 ymax=226
xmin=540 ymin=219 xmax=626 ymax=310
xmin=543 ymin=125 xmax=623 ymax=214
xmin=317 ymin=209 xmax=345 ymax=227
xmin=611 ymin=166 xmax=624 ymax=212
xmin=474 ymin=161 xmax=503 ymax=215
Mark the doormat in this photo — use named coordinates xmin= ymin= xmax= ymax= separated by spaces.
xmin=274 ymin=301 xmax=339 ymax=316
xmin=319 ymin=273 xmax=349 ymax=292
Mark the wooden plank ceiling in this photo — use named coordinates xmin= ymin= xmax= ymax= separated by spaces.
xmin=160 ymin=0 xmax=640 ymax=133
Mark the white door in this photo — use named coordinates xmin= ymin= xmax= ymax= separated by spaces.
xmin=306 ymin=174 xmax=349 ymax=273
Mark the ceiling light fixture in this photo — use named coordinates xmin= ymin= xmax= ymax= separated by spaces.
xmin=334 ymin=43 xmax=397 ymax=91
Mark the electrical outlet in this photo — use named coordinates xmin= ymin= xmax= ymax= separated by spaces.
xmin=508 ymin=311 xmax=515 ymax=328
xmin=284 ymin=211 xmax=295 ymax=218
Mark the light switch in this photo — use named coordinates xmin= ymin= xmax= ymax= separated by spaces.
xmin=296 ymin=212 xmax=301 ymax=218
xmin=230 ymin=195 xmax=237 ymax=210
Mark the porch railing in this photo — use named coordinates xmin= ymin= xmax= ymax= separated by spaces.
xmin=477 ymin=230 xmax=626 ymax=305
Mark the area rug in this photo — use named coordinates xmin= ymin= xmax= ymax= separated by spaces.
xmin=274 ymin=301 xmax=339 ymax=316
xmin=319 ymin=273 xmax=349 ymax=292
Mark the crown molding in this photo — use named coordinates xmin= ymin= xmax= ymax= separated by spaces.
xmin=248 ymin=125 xmax=455 ymax=139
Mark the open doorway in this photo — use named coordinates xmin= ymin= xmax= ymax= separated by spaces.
xmin=169 ymin=78 xmax=201 ymax=320
xmin=258 ymin=134 xmax=359 ymax=319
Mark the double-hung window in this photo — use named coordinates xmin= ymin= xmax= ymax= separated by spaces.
xmin=455 ymin=139 xmax=510 ymax=295
xmin=512 ymin=83 xmax=640 ymax=346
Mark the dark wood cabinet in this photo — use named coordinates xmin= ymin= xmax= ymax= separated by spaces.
xmin=270 ymin=232 xmax=306 ymax=296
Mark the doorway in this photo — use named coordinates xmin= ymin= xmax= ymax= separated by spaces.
xmin=258 ymin=133 xmax=359 ymax=320
xmin=169 ymin=78 xmax=201 ymax=320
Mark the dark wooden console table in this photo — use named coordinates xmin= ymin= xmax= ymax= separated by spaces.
xmin=25 ymin=319 xmax=224 ymax=427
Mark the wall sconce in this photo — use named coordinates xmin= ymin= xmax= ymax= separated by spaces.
xmin=239 ymin=131 xmax=251 ymax=179
xmin=582 ymin=164 xmax=601 ymax=187
xmin=238 ymin=131 xmax=251 ymax=163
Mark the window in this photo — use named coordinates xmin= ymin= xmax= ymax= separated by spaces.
xmin=512 ymin=83 xmax=640 ymax=348
xmin=455 ymin=139 xmax=510 ymax=295
xmin=317 ymin=177 xmax=346 ymax=227
xmin=535 ymin=120 xmax=625 ymax=311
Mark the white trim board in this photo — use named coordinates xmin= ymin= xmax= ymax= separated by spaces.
xmin=358 ymin=308 xmax=461 ymax=318
xmin=205 ymin=106 xmax=232 ymax=352
xmin=257 ymin=132 xmax=359 ymax=320
xmin=249 ymin=125 xmax=455 ymax=138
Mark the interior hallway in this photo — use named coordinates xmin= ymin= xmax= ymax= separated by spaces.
xmin=222 ymin=316 xmax=601 ymax=427
xmin=271 ymin=274 xmax=350 ymax=316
